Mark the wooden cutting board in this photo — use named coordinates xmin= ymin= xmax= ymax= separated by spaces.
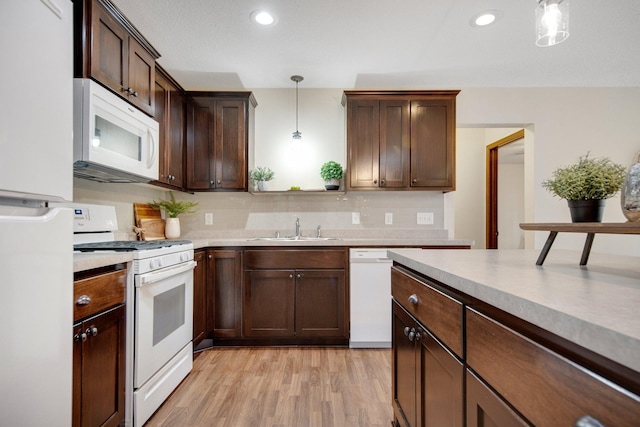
xmin=134 ymin=203 xmax=164 ymax=240
xmin=137 ymin=218 xmax=166 ymax=240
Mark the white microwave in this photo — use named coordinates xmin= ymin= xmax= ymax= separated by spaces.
xmin=73 ymin=79 xmax=159 ymax=183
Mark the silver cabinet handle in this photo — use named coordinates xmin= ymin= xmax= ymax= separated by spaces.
xmin=297 ymin=273 xmax=302 ymax=278
xmin=76 ymin=295 xmax=91 ymax=306
xmin=403 ymin=326 xmax=411 ymax=336
xmin=74 ymin=333 xmax=87 ymax=343
xmin=408 ymin=294 xmax=419 ymax=305
xmin=574 ymin=416 xmax=605 ymax=427
xmin=408 ymin=328 xmax=416 ymax=341
xmin=86 ymin=326 xmax=98 ymax=337
xmin=289 ymin=274 xmax=293 ymax=278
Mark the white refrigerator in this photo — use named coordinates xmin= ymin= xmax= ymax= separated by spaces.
xmin=0 ymin=1 xmax=74 ymax=426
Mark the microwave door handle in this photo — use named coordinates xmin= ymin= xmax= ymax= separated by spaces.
xmin=147 ymin=128 xmax=157 ymax=168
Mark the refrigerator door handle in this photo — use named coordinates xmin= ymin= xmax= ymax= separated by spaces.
xmin=0 ymin=207 xmax=66 ymax=223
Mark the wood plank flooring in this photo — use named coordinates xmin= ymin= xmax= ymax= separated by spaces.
xmin=145 ymin=347 xmax=393 ymax=427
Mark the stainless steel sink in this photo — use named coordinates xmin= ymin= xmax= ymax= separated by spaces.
xmin=248 ymin=236 xmax=340 ymax=242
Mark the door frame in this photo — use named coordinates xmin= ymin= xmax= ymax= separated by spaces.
xmin=485 ymin=129 xmax=525 ymax=249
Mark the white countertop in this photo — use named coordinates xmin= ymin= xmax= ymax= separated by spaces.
xmin=387 ymin=248 xmax=640 ymax=374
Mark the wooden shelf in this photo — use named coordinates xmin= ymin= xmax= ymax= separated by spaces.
xmin=249 ymin=190 xmax=345 ymax=195
xmin=519 ymin=222 xmax=640 ymax=265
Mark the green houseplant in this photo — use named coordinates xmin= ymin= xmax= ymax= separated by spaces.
xmin=542 ymin=153 xmax=626 ymax=222
xmin=320 ymin=161 xmax=343 ymax=190
xmin=149 ymin=191 xmax=198 ymax=238
xmin=249 ymin=166 xmax=275 ymax=191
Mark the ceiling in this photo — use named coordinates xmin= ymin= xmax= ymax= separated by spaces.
xmin=110 ymin=0 xmax=640 ymax=90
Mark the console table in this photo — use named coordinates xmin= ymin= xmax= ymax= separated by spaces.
xmin=519 ymin=222 xmax=640 ymax=265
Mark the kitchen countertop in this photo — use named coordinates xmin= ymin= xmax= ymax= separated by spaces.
xmin=387 ymin=248 xmax=640 ymax=373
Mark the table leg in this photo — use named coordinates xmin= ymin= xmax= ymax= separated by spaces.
xmin=580 ymin=233 xmax=596 ymax=266
xmin=536 ymin=231 xmax=558 ymax=266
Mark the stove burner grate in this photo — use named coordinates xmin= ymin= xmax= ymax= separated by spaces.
xmin=74 ymin=239 xmax=192 ymax=252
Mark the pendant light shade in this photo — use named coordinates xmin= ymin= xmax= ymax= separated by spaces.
xmin=536 ymin=0 xmax=569 ymax=47
xmin=291 ymin=75 xmax=303 ymax=143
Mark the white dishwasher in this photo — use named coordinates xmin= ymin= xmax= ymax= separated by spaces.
xmin=349 ymin=248 xmax=393 ymax=348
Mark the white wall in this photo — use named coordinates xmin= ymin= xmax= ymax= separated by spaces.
xmin=457 ymin=88 xmax=640 ymax=256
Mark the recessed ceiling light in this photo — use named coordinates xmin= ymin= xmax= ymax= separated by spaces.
xmin=470 ymin=10 xmax=502 ymax=28
xmin=250 ymin=10 xmax=276 ymax=26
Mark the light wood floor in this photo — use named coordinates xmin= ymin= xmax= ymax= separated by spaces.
xmin=145 ymin=347 xmax=393 ymax=427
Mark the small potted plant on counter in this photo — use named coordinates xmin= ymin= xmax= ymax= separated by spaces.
xmin=149 ymin=191 xmax=198 ymax=239
xmin=250 ymin=166 xmax=275 ymax=191
xmin=542 ymin=153 xmax=626 ymax=222
xmin=320 ymin=161 xmax=343 ymax=190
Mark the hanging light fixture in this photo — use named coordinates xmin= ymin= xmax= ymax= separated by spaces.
xmin=535 ymin=0 xmax=569 ymax=47
xmin=290 ymin=75 xmax=303 ymax=143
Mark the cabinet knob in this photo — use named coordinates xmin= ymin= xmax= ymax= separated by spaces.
xmin=408 ymin=294 xmax=419 ymax=305
xmin=411 ymin=178 xmax=417 ymax=184
xmin=289 ymin=274 xmax=293 ymax=278
xmin=74 ymin=333 xmax=87 ymax=343
xmin=124 ymin=87 xmax=133 ymax=95
xmin=297 ymin=273 xmax=302 ymax=278
xmin=217 ymin=180 xmax=221 ymax=185
xmin=210 ymin=180 xmax=215 ymax=186
xmin=408 ymin=328 xmax=416 ymax=341
xmin=403 ymin=326 xmax=411 ymax=337
xmin=373 ymin=179 xmax=378 ymax=184
xmin=86 ymin=326 xmax=98 ymax=337
xmin=76 ymin=295 xmax=91 ymax=306
xmin=380 ymin=179 xmax=385 ymax=185
xmin=131 ymin=91 xmax=138 ymax=97
xmin=574 ymin=416 xmax=605 ymax=427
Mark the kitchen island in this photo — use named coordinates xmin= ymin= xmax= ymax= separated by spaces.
xmin=388 ymin=248 xmax=640 ymax=426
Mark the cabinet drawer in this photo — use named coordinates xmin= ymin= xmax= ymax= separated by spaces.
xmin=391 ymin=267 xmax=462 ymax=357
xmin=466 ymin=307 xmax=640 ymax=427
xmin=74 ymin=269 xmax=126 ymax=322
xmin=245 ymin=249 xmax=346 ymax=269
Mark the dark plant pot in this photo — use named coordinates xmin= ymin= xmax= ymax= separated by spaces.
xmin=567 ymin=199 xmax=606 ymax=222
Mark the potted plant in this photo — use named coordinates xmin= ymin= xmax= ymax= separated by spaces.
xmin=542 ymin=153 xmax=626 ymax=222
xmin=320 ymin=161 xmax=343 ymax=190
xmin=149 ymin=191 xmax=198 ymax=239
xmin=249 ymin=166 xmax=275 ymax=191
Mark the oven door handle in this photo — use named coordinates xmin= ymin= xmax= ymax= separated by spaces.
xmin=135 ymin=260 xmax=196 ymax=287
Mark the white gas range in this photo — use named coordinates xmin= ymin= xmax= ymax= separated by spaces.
xmin=72 ymin=204 xmax=195 ymax=427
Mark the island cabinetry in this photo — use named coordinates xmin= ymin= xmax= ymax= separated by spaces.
xmin=466 ymin=307 xmax=640 ymax=427
xmin=73 ymin=266 xmax=127 ymax=427
xmin=207 ymin=249 xmax=243 ymax=338
xmin=243 ymin=249 xmax=348 ymax=343
xmin=342 ymin=91 xmax=458 ymax=191
xmin=74 ymin=0 xmax=159 ymax=116
xmin=186 ymin=93 xmax=257 ymax=191
xmin=391 ymin=267 xmax=464 ymax=427
xmin=153 ymin=66 xmax=185 ymax=189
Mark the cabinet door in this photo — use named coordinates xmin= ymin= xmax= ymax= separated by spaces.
xmin=410 ymin=99 xmax=455 ymax=190
xmin=392 ymin=301 xmax=417 ymax=427
xmin=380 ymin=100 xmax=410 ymax=188
xmin=347 ymin=99 xmax=380 ymax=189
xmin=418 ymin=326 xmax=463 ymax=427
xmin=74 ymin=305 xmax=126 ymax=427
xmin=186 ymin=97 xmax=215 ymax=189
xmin=214 ymin=100 xmax=247 ymax=189
xmin=192 ymin=250 xmax=207 ymax=345
xmin=154 ymin=70 xmax=185 ymax=188
xmin=295 ymin=269 xmax=347 ymax=337
xmin=208 ymin=249 xmax=243 ymax=338
xmin=244 ymin=270 xmax=295 ymax=337
xmin=466 ymin=370 xmax=529 ymax=427
xmin=127 ymin=37 xmax=155 ymax=115
xmin=90 ymin=0 xmax=128 ymax=95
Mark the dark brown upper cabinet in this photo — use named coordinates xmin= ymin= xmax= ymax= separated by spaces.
xmin=342 ymin=91 xmax=459 ymax=192
xmin=186 ymin=92 xmax=257 ymax=191
xmin=153 ymin=66 xmax=185 ymax=189
xmin=74 ymin=0 xmax=160 ymax=116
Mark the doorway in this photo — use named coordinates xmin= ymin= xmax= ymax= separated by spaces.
xmin=486 ymin=129 xmax=525 ymax=249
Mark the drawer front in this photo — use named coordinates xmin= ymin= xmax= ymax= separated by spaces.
xmin=74 ymin=269 xmax=126 ymax=322
xmin=466 ymin=307 xmax=640 ymax=427
xmin=391 ymin=267 xmax=462 ymax=358
xmin=244 ymin=249 xmax=346 ymax=269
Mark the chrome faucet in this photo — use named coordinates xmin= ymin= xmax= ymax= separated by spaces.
xmin=295 ymin=217 xmax=301 ymax=237
xmin=316 ymin=225 xmax=321 ymax=238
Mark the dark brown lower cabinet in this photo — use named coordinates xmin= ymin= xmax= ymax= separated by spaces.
xmin=207 ymin=249 xmax=243 ymax=338
xmin=244 ymin=270 xmax=295 ymax=337
xmin=392 ymin=301 xmax=463 ymax=427
xmin=73 ymin=304 xmax=126 ymax=427
xmin=466 ymin=370 xmax=529 ymax=427
xmin=192 ymin=249 xmax=207 ymax=346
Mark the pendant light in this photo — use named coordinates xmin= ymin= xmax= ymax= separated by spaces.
xmin=290 ymin=75 xmax=303 ymax=143
xmin=535 ymin=0 xmax=569 ymax=47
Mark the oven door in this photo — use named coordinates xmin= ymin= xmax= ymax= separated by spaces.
xmin=134 ymin=260 xmax=195 ymax=388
